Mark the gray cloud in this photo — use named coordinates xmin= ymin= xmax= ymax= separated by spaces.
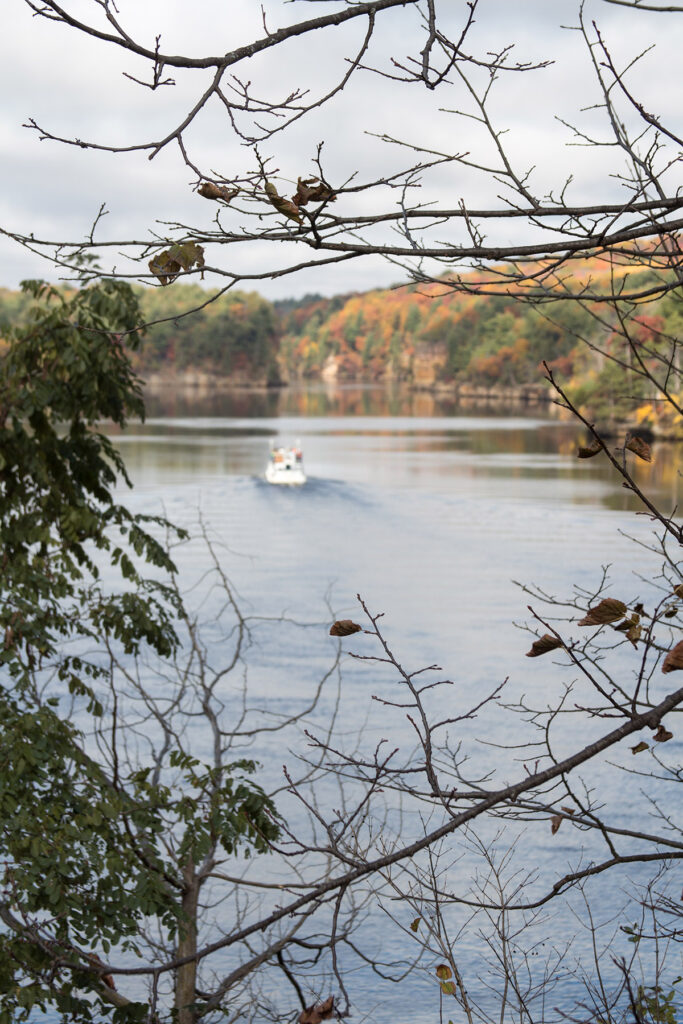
xmin=1 ymin=0 xmax=679 ymax=299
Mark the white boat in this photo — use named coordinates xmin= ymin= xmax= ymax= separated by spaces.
xmin=265 ymin=442 xmax=307 ymax=486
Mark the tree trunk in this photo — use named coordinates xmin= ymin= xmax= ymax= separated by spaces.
xmin=175 ymin=858 xmax=199 ymax=1024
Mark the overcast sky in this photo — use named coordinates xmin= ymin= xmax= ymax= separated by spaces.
xmin=1 ymin=0 xmax=679 ymax=299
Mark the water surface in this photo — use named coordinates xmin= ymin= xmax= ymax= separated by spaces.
xmin=104 ymin=385 xmax=681 ymax=1021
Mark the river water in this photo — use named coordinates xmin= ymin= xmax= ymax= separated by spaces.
xmin=103 ymin=385 xmax=681 ymax=1022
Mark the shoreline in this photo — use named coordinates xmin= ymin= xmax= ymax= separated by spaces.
xmin=140 ymin=374 xmax=680 ymax=440
xmin=141 ymin=371 xmax=552 ymax=404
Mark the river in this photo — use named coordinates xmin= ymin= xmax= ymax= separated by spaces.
xmin=103 ymin=384 xmax=681 ymax=1022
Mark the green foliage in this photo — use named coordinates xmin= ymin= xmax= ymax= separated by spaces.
xmin=570 ymin=350 xmax=650 ymax=421
xmin=0 ymin=277 xmax=281 ymax=1020
xmin=135 ymin=284 xmax=280 ymax=382
xmin=167 ymin=752 xmax=281 ymax=864
xmin=0 ymin=278 xmax=183 ymax=699
xmin=0 ymin=690 xmax=179 ymax=936
xmin=633 ymin=983 xmax=681 ymax=1024
xmin=0 ymin=685 xmax=279 ymax=1020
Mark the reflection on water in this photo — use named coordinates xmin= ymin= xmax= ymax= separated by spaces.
xmin=114 ymin=384 xmax=683 ymax=514
xmin=143 ymin=381 xmax=554 ymax=420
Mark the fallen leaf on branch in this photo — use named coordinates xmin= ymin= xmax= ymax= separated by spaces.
xmin=615 ymin=612 xmax=639 ymax=632
xmin=614 ymin=614 xmax=642 ymax=645
xmin=265 ymin=181 xmax=303 ymax=223
xmin=197 ymin=181 xmax=239 ymax=203
xmin=662 ymin=640 xmax=683 ymax=673
xmin=298 ymin=996 xmax=335 ymax=1024
xmin=561 ymin=805 xmax=575 ymax=815
xmin=625 ymin=434 xmax=653 ymax=463
xmin=654 ymin=724 xmax=673 ymax=742
xmin=329 ymin=619 xmax=362 ymax=637
xmin=148 ymin=250 xmax=182 ymax=286
xmin=631 ymin=741 xmax=649 ymax=754
xmin=673 ymin=585 xmax=683 ymax=599
xmin=171 ymin=241 xmax=205 ymax=270
xmin=626 ymin=624 xmax=642 ymax=646
xmin=410 ymin=917 xmax=421 ymax=932
xmin=293 ymin=176 xmax=337 ymax=206
xmin=148 ymin=242 xmax=205 ymax=286
xmin=551 ymin=814 xmax=563 ymax=835
xmin=526 ymin=634 xmax=563 ymax=657
xmin=578 ymin=598 xmax=627 ymax=627
xmin=436 ymin=965 xmax=452 ymax=980
xmin=577 ymin=439 xmax=603 ymax=459
xmin=440 ymin=981 xmax=457 ymax=995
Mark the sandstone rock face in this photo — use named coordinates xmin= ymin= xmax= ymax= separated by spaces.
xmin=411 ymin=341 xmax=447 ymax=389
xmin=321 ymin=354 xmax=339 ymax=382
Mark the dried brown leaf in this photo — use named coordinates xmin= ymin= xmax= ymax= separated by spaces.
xmin=440 ymin=981 xmax=457 ymax=996
xmin=172 ymin=242 xmax=204 ymax=271
xmin=87 ymin=954 xmax=116 ymax=991
xmin=148 ymin=242 xmax=205 ymax=286
xmin=410 ymin=917 xmax=421 ymax=932
xmin=561 ymin=805 xmax=575 ymax=815
xmin=631 ymin=741 xmax=649 ymax=755
xmin=664 ymin=605 xmax=678 ymax=618
xmin=577 ymin=439 xmax=603 ymax=459
xmin=550 ymin=814 xmax=563 ymax=835
xmin=329 ymin=619 xmax=362 ymax=637
xmin=298 ymin=996 xmax=335 ymax=1024
xmin=525 ymin=634 xmax=564 ymax=658
xmin=293 ymin=176 xmax=337 ymax=206
xmin=198 ymin=181 xmax=239 ymax=203
xmin=265 ymin=181 xmax=303 ymax=223
xmin=578 ymin=598 xmax=627 ymax=627
xmin=626 ymin=624 xmax=642 ymax=647
xmin=662 ymin=640 xmax=683 ymax=674
xmin=625 ymin=434 xmax=653 ymax=463
xmin=615 ymin=612 xmax=640 ymax=632
xmin=148 ymin=250 xmax=182 ymax=286
xmin=435 ymin=965 xmax=453 ymax=981
xmin=672 ymin=585 xmax=683 ymax=600
xmin=654 ymin=724 xmax=673 ymax=743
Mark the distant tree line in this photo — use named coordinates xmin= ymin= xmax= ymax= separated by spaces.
xmin=0 ymin=284 xmax=280 ymax=385
xmin=2 ymin=266 xmax=681 ymax=428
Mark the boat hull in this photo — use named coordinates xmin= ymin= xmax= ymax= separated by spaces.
xmin=265 ymin=463 xmax=307 ymax=486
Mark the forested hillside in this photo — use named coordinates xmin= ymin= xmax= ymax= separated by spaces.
xmin=0 ymin=284 xmax=280 ymax=386
xmin=276 ymin=285 xmax=584 ymax=386
xmin=1 ymin=264 xmax=681 ymax=428
xmin=136 ymin=285 xmax=279 ymax=383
